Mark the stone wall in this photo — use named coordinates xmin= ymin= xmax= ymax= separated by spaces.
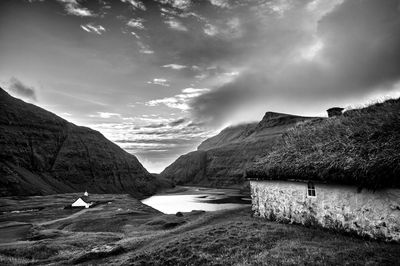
xmin=250 ymin=180 xmax=400 ymax=242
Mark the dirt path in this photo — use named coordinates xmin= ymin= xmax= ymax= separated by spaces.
xmin=37 ymin=205 xmax=103 ymax=226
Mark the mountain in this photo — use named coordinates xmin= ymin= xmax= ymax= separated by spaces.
xmin=0 ymin=88 xmax=162 ymax=198
xmin=160 ymin=112 xmax=320 ymax=188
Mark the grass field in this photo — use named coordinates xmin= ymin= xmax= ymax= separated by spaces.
xmin=0 ymin=194 xmax=399 ymax=265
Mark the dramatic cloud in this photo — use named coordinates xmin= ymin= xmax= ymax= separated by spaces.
xmin=157 ymin=0 xmax=191 ymax=10
xmin=89 ymin=112 xmax=121 ymax=119
xmin=90 ymin=114 xmax=212 ymax=172
xmin=146 ymin=88 xmax=210 ymax=110
xmin=2 ymin=0 xmax=399 ymax=172
xmin=121 ymin=0 xmax=146 ymax=11
xmin=203 ymin=23 xmax=218 ymax=36
xmin=162 ymin=64 xmax=187 ymax=70
xmin=209 ymin=0 xmax=230 ymax=8
xmin=57 ymin=0 xmax=95 ymax=17
xmin=142 ymin=123 xmax=166 ymax=128
xmin=190 ymin=0 xmax=400 ymax=126
xmin=80 ymin=23 xmax=106 ymax=35
xmin=127 ymin=18 xmax=145 ymax=29
xmin=164 ymin=17 xmax=188 ymax=31
xmin=147 ymin=78 xmax=169 ymax=87
xmin=169 ymin=118 xmax=186 ymax=126
xmin=6 ymin=78 xmax=37 ymax=101
xmin=137 ymin=41 xmax=154 ymax=54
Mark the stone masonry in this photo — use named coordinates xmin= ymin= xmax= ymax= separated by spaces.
xmin=251 ymin=180 xmax=400 ymax=242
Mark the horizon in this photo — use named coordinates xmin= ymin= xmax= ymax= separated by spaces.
xmin=1 ymin=0 xmax=400 ymax=173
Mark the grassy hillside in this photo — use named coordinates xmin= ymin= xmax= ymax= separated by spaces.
xmin=1 ymin=196 xmax=399 ymax=265
xmin=0 ymin=88 xmax=165 ymax=197
xmin=248 ymin=98 xmax=400 ymax=189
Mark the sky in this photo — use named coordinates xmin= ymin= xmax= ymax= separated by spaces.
xmin=1 ymin=0 xmax=400 ymax=173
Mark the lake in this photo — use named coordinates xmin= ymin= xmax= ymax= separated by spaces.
xmin=141 ymin=186 xmax=251 ymax=214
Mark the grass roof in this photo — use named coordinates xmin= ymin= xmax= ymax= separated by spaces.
xmin=247 ymin=98 xmax=400 ymax=189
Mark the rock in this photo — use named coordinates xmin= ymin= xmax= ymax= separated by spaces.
xmin=0 ymin=88 xmax=161 ymax=198
xmin=175 ymin=212 xmax=183 ymax=217
xmin=191 ymin=210 xmax=206 ymax=214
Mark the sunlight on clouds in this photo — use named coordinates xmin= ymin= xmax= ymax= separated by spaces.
xmin=8 ymin=0 xmax=400 ymax=173
xmin=121 ymin=0 xmax=146 ymax=11
xmin=361 ymin=82 xmax=400 ymax=107
xmin=127 ymin=18 xmax=145 ymax=29
xmin=140 ymin=49 xmax=154 ymax=54
xmin=80 ymin=24 xmax=106 ymax=35
xmin=181 ymin=88 xmax=209 ymax=94
xmin=89 ymin=112 xmax=121 ymax=119
xmin=209 ymin=0 xmax=230 ymax=8
xmin=146 ymin=88 xmax=210 ymax=110
xmin=195 ymin=74 xmax=207 ymax=80
xmin=204 ymin=18 xmax=242 ymax=39
xmin=204 ymin=24 xmax=218 ymax=36
xmin=162 ymin=64 xmax=187 ymax=70
xmin=147 ymin=78 xmax=170 ymax=87
xmin=301 ymin=39 xmax=324 ymax=60
xmin=57 ymin=0 xmax=95 ymax=17
xmin=306 ymin=0 xmax=344 ymax=17
xmin=223 ymin=71 xmax=239 ymax=76
xmin=164 ymin=17 xmax=188 ymax=31
xmin=130 ymin=32 xmax=140 ymax=39
xmin=137 ymin=41 xmax=154 ymax=54
xmin=157 ymin=0 xmax=191 ymax=10
xmin=265 ymin=0 xmax=293 ymax=16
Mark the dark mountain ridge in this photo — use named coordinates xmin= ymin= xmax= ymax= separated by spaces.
xmin=0 ymin=88 xmax=161 ymax=198
xmin=161 ymin=111 xmax=320 ymax=187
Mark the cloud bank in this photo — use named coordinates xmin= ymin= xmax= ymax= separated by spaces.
xmin=3 ymin=0 xmax=400 ymax=172
xmin=187 ymin=0 xmax=400 ymax=126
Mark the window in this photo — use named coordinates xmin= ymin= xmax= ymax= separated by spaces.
xmin=307 ymin=182 xmax=316 ymax=197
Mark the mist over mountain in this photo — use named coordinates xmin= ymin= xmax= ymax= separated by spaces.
xmin=160 ymin=111 xmax=319 ymax=188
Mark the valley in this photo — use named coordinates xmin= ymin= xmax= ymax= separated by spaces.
xmin=1 ymin=190 xmax=399 ymax=265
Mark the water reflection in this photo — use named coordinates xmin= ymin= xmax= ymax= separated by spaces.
xmin=141 ymin=186 xmax=250 ymax=214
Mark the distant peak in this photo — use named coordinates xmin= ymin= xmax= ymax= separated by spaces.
xmin=257 ymin=111 xmax=308 ymax=129
xmin=262 ymin=111 xmax=287 ymax=118
xmin=261 ymin=111 xmax=297 ymax=122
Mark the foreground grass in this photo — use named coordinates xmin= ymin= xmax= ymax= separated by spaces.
xmin=1 ymin=196 xmax=399 ymax=265
xmin=103 ymin=208 xmax=399 ymax=266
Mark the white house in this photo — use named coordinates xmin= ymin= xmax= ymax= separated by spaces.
xmin=71 ymin=191 xmax=92 ymax=208
xmin=247 ymin=104 xmax=400 ymax=242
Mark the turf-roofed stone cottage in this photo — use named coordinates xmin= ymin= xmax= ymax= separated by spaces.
xmin=247 ymin=106 xmax=400 ymax=242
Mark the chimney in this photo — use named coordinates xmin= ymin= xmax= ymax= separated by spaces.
xmin=327 ymin=107 xmax=344 ymax=117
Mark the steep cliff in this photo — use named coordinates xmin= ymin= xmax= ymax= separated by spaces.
xmin=0 ymin=88 xmax=160 ymax=198
xmin=161 ymin=112 xmax=319 ymax=187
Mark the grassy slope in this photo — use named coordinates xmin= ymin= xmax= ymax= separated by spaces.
xmin=101 ymin=208 xmax=399 ymax=266
xmin=1 ymin=195 xmax=400 ymax=265
xmin=0 ymin=88 xmax=162 ymax=198
xmin=248 ymin=98 xmax=400 ymax=189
